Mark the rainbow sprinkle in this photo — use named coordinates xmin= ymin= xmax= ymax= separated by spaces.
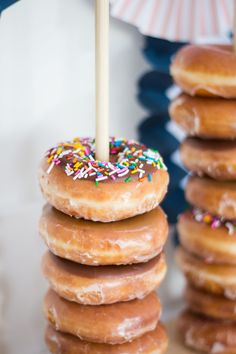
xmin=192 ymin=208 xmax=236 ymax=235
xmin=45 ymin=137 xmax=167 ymax=185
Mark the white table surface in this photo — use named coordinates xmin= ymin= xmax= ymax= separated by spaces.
xmin=0 ymin=203 xmax=185 ymax=354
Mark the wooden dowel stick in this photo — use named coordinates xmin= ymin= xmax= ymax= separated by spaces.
xmin=234 ymin=0 xmax=236 ymax=53
xmin=95 ymin=0 xmax=109 ymax=161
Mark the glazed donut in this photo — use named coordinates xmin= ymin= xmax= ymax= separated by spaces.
xmin=178 ymin=209 xmax=236 ymax=264
xmin=180 ymin=138 xmax=236 ymax=180
xmin=39 ymin=205 xmax=168 ymax=266
xmin=39 ymin=137 xmax=169 ymax=222
xmin=186 ymin=176 xmax=236 ymax=220
xmin=45 ymin=323 xmax=168 ymax=354
xmin=169 ymin=93 xmax=236 ymax=139
xmin=176 ymin=247 xmax=236 ymax=300
xmin=171 ymin=44 xmax=236 ymax=98
xmin=178 ymin=310 xmax=236 ymax=354
xmin=185 ymin=285 xmax=236 ymax=322
xmin=44 ymin=289 xmax=161 ymax=344
xmin=42 ymin=251 xmax=166 ymax=305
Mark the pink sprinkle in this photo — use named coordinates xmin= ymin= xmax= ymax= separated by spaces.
xmin=212 ymin=219 xmax=220 ymax=229
xmin=118 ymin=168 xmax=127 ymax=173
xmin=84 ymin=147 xmax=90 ymax=155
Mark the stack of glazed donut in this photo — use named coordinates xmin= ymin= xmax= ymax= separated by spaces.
xmin=38 ymin=137 xmax=169 ymax=353
xmin=170 ymin=44 xmax=236 ymax=353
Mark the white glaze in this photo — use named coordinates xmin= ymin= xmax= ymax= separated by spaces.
xmin=218 ymin=194 xmax=236 ymax=216
xmin=211 ymin=342 xmax=226 ymax=353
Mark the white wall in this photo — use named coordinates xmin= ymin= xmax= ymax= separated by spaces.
xmin=0 ymin=0 xmax=148 ymax=211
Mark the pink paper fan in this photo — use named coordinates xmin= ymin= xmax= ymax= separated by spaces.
xmin=111 ymin=0 xmax=233 ymax=42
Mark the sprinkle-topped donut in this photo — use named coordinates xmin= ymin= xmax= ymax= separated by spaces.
xmin=46 ymin=137 xmax=167 ymax=185
xmin=191 ymin=208 xmax=236 ymax=235
xmin=39 ymin=137 xmax=169 ymax=222
xmin=178 ymin=210 xmax=236 ymax=267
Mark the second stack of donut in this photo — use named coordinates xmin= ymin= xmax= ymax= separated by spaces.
xmin=170 ymin=44 xmax=236 ymax=354
xmin=38 ymin=137 xmax=169 ymax=353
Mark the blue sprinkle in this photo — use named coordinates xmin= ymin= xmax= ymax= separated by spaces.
xmin=118 ymin=164 xmax=126 ymax=168
xmin=114 ymin=141 xmax=121 ymax=146
xmin=148 ymin=173 xmax=152 ymax=182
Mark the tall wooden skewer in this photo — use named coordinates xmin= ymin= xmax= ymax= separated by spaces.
xmin=234 ymin=0 xmax=236 ymax=53
xmin=95 ymin=0 xmax=110 ymax=161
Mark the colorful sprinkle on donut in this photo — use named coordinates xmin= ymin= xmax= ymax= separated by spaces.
xmin=192 ymin=208 xmax=236 ymax=235
xmin=45 ymin=137 xmax=167 ymax=184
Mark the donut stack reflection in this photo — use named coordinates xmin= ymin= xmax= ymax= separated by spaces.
xmin=38 ymin=138 xmax=169 ymax=353
xmin=170 ymin=45 xmax=236 ymax=353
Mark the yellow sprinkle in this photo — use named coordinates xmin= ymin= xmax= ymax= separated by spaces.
xmin=131 ymin=169 xmax=138 ymax=174
xmin=73 ymin=143 xmax=83 ymax=149
xmin=74 ymin=162 xmax=80 ymax=168
xmin=73 ymin=137 xmax=81 ymax=142
xmin=47 ymin=156 xmax=53 ymax=163
xmin=203 ymin=215 xmax=212 ymax=223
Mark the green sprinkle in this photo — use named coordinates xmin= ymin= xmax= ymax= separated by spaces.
xmin=95 ymin=181 xmax=99 ymax=187
xmin=125 ymin=176 xmax=132 ymax=183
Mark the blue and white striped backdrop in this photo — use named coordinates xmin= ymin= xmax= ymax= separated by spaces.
xmin=138 ymin=37 xmax=188 ymax=224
